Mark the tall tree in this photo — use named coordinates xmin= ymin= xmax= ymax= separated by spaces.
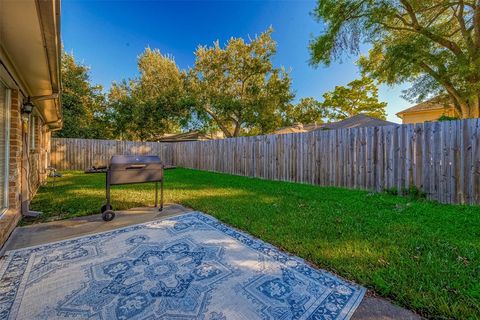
xmin=285 ymin=97 xmax=329 ymax=125
xmin=55 ymin=51 xmax=108 ymax=138
xmin=310 ymin=0 xmax=480 ymax=118
xmin=321 ymin=75 xmax=387 ymax=120
xmin=108 ymin=48 xmax=190 ymax=141
xmin=107 ymin=80 xmax=137 ymax=140
xmin=188 ymin=28 xmax=293 ymax=137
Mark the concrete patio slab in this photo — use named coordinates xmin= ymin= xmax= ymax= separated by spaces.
xmin=352 ymin=296 xmax=421 ymax=320
xmin=1 ymin=204 xmax=191 ymax=253
xmin=1 ymin=204 xmax=422 ymax=320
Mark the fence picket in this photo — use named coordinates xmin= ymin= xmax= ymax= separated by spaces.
xmin=51 ymin=118 xmax=480 ymax=204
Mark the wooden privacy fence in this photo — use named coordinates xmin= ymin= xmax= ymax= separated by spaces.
xmin=51 ymin=138 xmax=174 ymax=170
xmin=172 ymin=119 xmax=480 ymax=205
xmin=51 ymin=118 xmax=480 ymax=204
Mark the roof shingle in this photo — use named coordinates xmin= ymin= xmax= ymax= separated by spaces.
xmin=316 ymin=114 xmax=396 ymax=130
xmin=396 ymin=96 xmax=453 ymax=116
xmin=274 ymin=114 xmax=396 ymax=135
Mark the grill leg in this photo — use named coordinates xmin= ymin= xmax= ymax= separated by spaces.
xmin=160 ymin=179 xmax=164 ymax=211
xmin=106 ymin=173 xmax=111 ymax=207
xmin=154 ymin=181 xmax=158 ymax=208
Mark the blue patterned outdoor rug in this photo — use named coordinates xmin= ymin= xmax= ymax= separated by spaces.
xmin=0 ymin=212 xmax=365 ymax=320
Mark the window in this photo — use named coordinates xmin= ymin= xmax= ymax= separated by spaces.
xmin=0 ymin=82 xmax=10 ymax=213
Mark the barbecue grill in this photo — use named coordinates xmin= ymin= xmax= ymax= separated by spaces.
xmin=100 ymin=155 xmax=164 ymax=221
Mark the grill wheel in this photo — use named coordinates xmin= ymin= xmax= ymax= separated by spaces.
xmin=101 ymin=204 xmax=113 ymax=213
xmin=102 ymin=210 xmax=115 ymax=222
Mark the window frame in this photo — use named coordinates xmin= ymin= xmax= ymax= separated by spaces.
xmin=29 ymin=113 xmax=36 ymax=150
xmin=0 ymin=80 xmax=11 ymax=215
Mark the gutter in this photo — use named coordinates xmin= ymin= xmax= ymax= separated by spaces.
xmin=35 ymin=0 xmax=62 ymax=130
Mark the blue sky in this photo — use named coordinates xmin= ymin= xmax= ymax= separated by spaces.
xmin=62 ymin=0 xmax=411 ymax=123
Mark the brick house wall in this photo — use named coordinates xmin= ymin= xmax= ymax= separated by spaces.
xmin=0 ymin=89 xmax=50 ymax=246
xmin=0 ymin=0 xmax=61 ymax=248
xmin=0 ymin=90 xmax=23 ymax=245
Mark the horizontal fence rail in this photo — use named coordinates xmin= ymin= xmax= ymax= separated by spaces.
xmin=51 ymin=119 xmax=480 ymax=205
xmin=51 ymin=138 xmax=174 ymax=170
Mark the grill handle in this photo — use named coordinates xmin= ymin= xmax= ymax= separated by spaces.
xmin=125 ymin=164 xmax=147 ymax=170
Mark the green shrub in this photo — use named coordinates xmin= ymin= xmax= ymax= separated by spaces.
xmin=384 ymin=185 xmax=426 ymax=200
xmin=438 ymin=115 xmax=459 ymax=121
xmin=384 ymin=187 xmax=398 ymax=195
xmin=402 ymin=185 xmax=427 ymax=199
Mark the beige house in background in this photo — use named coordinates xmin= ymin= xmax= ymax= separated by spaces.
xmin=396 ymin=96 xmax=457 ymax=124
xmin=0 ymin=0 xmax=62 ymax=245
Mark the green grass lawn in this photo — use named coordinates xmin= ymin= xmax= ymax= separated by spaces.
xmin=30 ymin=169 xmax=480 ymax=319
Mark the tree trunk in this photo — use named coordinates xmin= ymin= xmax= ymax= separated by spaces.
xmin=446 ymin=92 xmax=476 ymax=119
xmin=203 ymin=105 xmax=233 ymax=138
xmin=460 ymin=95 xmax=480 ymax=118
xmin=468 ymin=95 xmax=480 ymax=118
xmin=219 ymin=126 xmax=233 ymax=138
xmin=233 ymin=120 xmax=241 ymax=137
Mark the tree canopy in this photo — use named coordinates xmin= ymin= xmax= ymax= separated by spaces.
xmin=188 ymin=28 xmax=293 ymax=137
xmin=57 ymin=26 xmax=394 ymax=141
xmin=285 ymin=97 xmax=328 ymax=125
xmin=321 ymin=75 xmax=387 ymax=120
xmin=107 ymin=48 xmax=190 ymax=141
xmin=310 ymin=0 xmax=480 ymax=118
xmin=54 ymin=51 xmax=107 ymax=139
xmin=282 ymin=75 xmax=386 ymax=124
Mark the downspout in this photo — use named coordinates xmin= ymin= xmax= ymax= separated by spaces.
xmin=20 ymin=103 xmax=31 ymax=217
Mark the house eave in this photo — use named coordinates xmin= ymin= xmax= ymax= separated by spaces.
xmin=396 ymin=106 xmax=451 ymax=118
xmin=0 ymin=0 xmax=62 ymax=130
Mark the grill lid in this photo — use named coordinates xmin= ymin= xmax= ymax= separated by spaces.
xmin=109 ymin=155 xmax=162 ymax=165
xmin=108 ymin=155 xmax=163 ymax=185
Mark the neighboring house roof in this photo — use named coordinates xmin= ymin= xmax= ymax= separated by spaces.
xmin=0 ymin=0 xmax=62 ymax=130
xmin=317 ymin=114 xmax=396 ymax=130
xmin=396 ymin=96 xmax=454 ymax=118
xmin=274 ymin=123 xmax=323 ymax=135
xmin=275 ymin=115 xmax=395 ymax=135
xmin=157 ymin=131 xmax=223 ymax=142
